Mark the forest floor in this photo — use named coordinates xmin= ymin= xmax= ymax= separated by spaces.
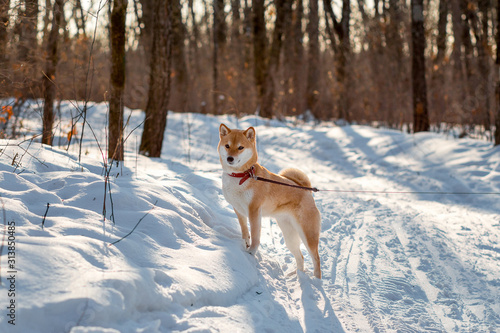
xmin=0 ymin=101 xmax=499 ymax=332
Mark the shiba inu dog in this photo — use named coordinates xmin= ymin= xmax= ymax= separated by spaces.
xmin=218 ymin=124 xmax=321 ymax=279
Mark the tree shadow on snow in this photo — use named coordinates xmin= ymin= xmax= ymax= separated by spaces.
xmin=338 ymin=126 xmax=500 ymax=215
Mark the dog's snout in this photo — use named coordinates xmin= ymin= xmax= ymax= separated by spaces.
xmin=227 ymin=156 xmax=234 ymax=163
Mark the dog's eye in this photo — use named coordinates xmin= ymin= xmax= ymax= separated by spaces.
xmin=238 ymin=146 xmax=244 ymax=150
xmin=225 ymin=144 xmax=230 ymax=149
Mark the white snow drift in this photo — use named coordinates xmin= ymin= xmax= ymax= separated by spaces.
xmin=0 ymin=101 xmax=499 ymax=332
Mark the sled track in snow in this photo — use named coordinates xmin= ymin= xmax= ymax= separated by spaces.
xmin=254 ymin=124 xmax=500 ymax=332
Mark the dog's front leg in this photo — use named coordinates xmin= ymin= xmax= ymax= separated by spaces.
xmin=235 ymin=209 xmax=250 ymax=249
xmin=247 ymin=207 xmax=261 ymax=255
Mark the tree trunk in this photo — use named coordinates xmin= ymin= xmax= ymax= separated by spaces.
xmin=411 ymin=0 xmax=430 ymax=132
xmin=17 ymin=0 xmax=38 ymax=99
xmin=108 ymin=0 xmax=128 ymax=161
xmin=252 ymin=0 xmax=266 ymax=100
xmin=231 ymin=0 xmax=241 ymax=40
xmin=0 ymin=0 xmax=9 ymax=67
xmin=495 ymin=0 xmax=500 ymax=145
xmin=70 ymin=0 xmax=86 ymax=37
xmin=306 ymin=0 xmax=320 ymax=117
xmin=169 ymin=0 xmax=188 ymax=112
xmin=450 ymin=0 xmax=463 ymax=76
xmin=260 ymin=0 xmax=288 ymax=118
xmin=287 ymin=0 xmax=304 ymax=115
xmin=450 ymin=0 xmax=465 ymax=120
xmin=324 ymin=0 xmax=351 ymax=121
xmin=461 ymin=0 xmax=474 ymax=127
xmin=18 ymin=0 xmax=38 ymax=63
xmin=436 ymin=0 xmax=448 ymax=65
xmin=432 ymin=0 xmax=448 ymax=126
xmin=139 ymin=0 xmax=171 ymax=157
xmin=139 ymin=0 xmax=155 ymax=61
xmin=213 ymin=0 xmax=226 ymax=114
xmin=239 ymin=0 xmax=253 ymax=115
xmin=386 ymin=0 xmax=404 ymax=127
xmin=41 ymin=0 xmax=52 ymax=47
xmin=188 ymin=0 xmax=200 ymax=77
xmin=337 ymin=0 xmax=351 ymax=121
xmin=477 ymin=0 xmax=491 ymax=131
xmin=41 ymin=0 xmax=64 ymax=145
xmin=231 ymin=0 xmax=249 ymax=116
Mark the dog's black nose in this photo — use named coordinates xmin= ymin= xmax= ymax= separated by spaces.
xmin=227 ymin=156 xmax=234 ymax=163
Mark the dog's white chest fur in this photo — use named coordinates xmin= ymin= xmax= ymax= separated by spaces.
xmin=221 ymin=173 xmax=253 ymax=216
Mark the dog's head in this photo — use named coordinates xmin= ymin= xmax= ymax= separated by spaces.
xmin=218 ymin=124 xmax=258 ymax=171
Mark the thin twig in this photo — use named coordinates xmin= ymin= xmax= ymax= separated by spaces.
xmin=14 ymin=138 xmax=49 ymax=173
xmin=123 ymin=111 xmax=145 ymax=144
xmin=102 ymin=169 xmax=108 ymax=222
xmin=102 ymin=101 xmax=111 ymax=223
xmin=102 ymin=160 xmax=116 ymax=225
xmin=107 ymin=175 xmax=115 ymax=223
xmin=42 ymin=203 xmax=50 ymax=229
xmin=108 ymin=200 xmax=158 ymax=247
xmin=78 ymin=0 xmax=108 ymax=164
xmin=101 ymin=111 xmax=144 ymax=225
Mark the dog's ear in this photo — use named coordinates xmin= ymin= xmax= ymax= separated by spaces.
xmin=219 ymin=124 xmax=231 ymax=137
xmin=244 ymin=127 xmax=256 ymax=142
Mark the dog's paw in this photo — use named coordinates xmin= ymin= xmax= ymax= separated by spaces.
xmin=247 ymin=245 xmax=259 ymax=255
xmin=243 ymin=237 xmax=250 ymax=249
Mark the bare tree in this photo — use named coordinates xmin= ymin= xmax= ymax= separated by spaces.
xmin=73 ymin=0 xmax=86 ymax=37
xmin=324 ymin=0 xmax=351 ymax=120
xmin=139 ymin=0 xmax=172 ymax=157
xmin=252 ymin=0 xmax=266 ymax=103
xmin=231 ymin=0 xmax=241 ymax=41
xmin=230 ymin=0 xmax=252 ymax=115
xmin=42 ymin=0 xmax=64 ymax=145
xmin=0 ymin=0 xmax=9 ymax=67
xmin=41 ymin=0 xmax=52 ymax=46
xmin=17 ymin=0 xmax=38 ymax=63
xmin=385 ymin=0 xmax=406 ymax=126
xmin=213 ymin=0 xmax=226 ymax=114
xmin=431 ymin=0 xmax=449 ymax=126
xmin=450 ymin=0 xmax=470 ymax=128
xmin=495 ymin=0 xmax=500 ymax=145
xmin=260 ymin=0 xmax=289 ymax=118
xmin=169 ymin=0 xmax=188 ymax=112
xmin=138 ymin=0 xmax=154 ymax=58
xmin=0 ymin=0 xmax=497 ymax=137
xmin=284 ymin=0 xmax=305 ymax=115
xmin=108 ymin=0 xmax=128 ymax=161
xmin=15 ymin=0 xmax=39 ymax=99
xmin=435 ymin=0 xmax=448 ymax=70
xmin=307 ymin=0 xmax=320 ymax=117
xmin=411 ymin=0 xmax=429 ymax=132
xmin=187 ymin=0 xmax=200 ymax=76
xmin=476 ymin=0 xmax=491 ymax=131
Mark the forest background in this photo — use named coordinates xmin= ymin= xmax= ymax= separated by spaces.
xmin=0 ymin=0 xmax=499 ymax=160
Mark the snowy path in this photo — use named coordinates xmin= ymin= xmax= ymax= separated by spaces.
xmin=168 ymin=115 xmax=500 ymax=332
xmin=0 ymin=103 xmax=499 ymax=332
xmin=251 ymin=123 xmax=500 ymax=332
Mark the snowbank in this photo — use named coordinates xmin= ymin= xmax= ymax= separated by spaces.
xmin=0 ymin=102 xmax=498 ymax=332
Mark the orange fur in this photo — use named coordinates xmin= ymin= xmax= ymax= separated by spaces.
xmin=218 ymin=123 xmax=322 ymax=278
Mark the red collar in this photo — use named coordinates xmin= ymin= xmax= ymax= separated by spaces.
xmin=228 ymin=166 xmax=256 ymax=185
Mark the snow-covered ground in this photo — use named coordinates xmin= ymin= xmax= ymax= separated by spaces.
xmin=0 ymin=101 xmax=499 ymax=332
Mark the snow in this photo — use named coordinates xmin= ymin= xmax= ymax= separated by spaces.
xmin=0 ymin=101 xmax=499 ymax=332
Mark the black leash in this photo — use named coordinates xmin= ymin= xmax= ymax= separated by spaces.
xmin=230 ymin=166 xmax=500 ymax=196
xmin=253 ymin=176 xmax=500 ymax=196
xmin=255 ymin=176 xmax=320 ymax=192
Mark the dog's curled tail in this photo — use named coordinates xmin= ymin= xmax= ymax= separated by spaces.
xmin=279 ymin=168 xmax=312 ymax=188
